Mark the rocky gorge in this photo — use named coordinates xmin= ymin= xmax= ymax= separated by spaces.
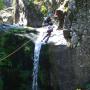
xmin=0 ymin=0 xmax=90 ymax=90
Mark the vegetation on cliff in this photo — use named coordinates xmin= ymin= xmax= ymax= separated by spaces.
xmin=0 ymin=31 xmax=34 ymax=90
xmin=0 ymin=0 xmax=90 ymax=90
xmin=0 ymin=0 xmax=4 ymax=10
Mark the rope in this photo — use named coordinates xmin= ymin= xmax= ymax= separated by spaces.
xmin=0 ymin=39 xmax=31 ymax=61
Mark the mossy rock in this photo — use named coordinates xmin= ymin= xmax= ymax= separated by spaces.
xmin=0 ymin=32 xmax=34 ymax=90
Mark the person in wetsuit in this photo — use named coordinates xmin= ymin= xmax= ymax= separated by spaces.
xmin=42 ymin=23 xmax=53 ymax=43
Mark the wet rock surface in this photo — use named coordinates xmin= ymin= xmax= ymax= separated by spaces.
xmin=46 ymin=0 xmax=90 ymax=90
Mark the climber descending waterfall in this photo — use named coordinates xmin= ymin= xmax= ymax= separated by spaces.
xmin=32 ymin=23 xmax=53 ymax=90
xmin=32 ymin=21 xmax=67 ymax=90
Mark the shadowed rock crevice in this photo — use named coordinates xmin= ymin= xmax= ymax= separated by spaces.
xmin=48 ymin=45 xmax=75 ymax=90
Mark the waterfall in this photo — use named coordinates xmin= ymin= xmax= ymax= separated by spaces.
xmin=32 ymin=42 xmax=42 ymax=90
xmin=32 ymin=31 xmax=44 ymax=90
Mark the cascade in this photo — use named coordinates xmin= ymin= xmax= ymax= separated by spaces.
xmin=32 ymin=42 xmax=42 ymax=90
xmin=32 ymin=24 xmax=67 ymax=90
xmin=32 ymin=30 xmax=44 ymax=90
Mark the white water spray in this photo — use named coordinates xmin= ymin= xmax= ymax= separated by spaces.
xmin=32 ymin=30 xmax=44 ymax=90
xmin=32 ymin=42 xmax=42 ymax=90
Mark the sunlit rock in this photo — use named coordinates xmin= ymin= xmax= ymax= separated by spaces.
xmin=0 ymin=7 xmax=14 ymax=24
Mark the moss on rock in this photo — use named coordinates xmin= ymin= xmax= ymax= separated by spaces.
xmin=0 ymin=32 xmax=34 ymax=90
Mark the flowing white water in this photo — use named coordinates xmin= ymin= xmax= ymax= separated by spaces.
xmin=32 ymin=25 xmax=67 ymax=90
xmin=32 ymin=30 xmax=44 ymax=90
xmin=32 ymin=42 xmax=42 ymax=90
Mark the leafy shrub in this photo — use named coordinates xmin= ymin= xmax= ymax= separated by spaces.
xmin=0 ymin=0 xmax=4 ymax=10
xmin=40 ymin=5 xmax=47 ymax=16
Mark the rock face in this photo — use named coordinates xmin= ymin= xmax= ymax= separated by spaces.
xmin=0 ymin=32 xmax=35 ymax=90
xmin=0 ymin=0 xmax=43 ymax=27
xmin=4 ymin=0 xmax=12 ymax=7
xmin=47 ymin=0 xmax=90 ymax=90
xmin=49 ymin=45 xmax=75 ymax=90
xmin=0 ymin=7 xmax=14 ymax=24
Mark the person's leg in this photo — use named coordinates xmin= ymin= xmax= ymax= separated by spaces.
xmin=45 ymin=36 xmax=50 ymax=43
xmin=45 ymin=34 xmax=51 ymax=43
xmin=42 ymin=34 xmax=48 ymax=42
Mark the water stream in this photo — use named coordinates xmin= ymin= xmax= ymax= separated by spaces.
xmin=32 ymin=42 xmax=42 ymax=90
xmin=32 ymin=30 xmax=44 ymax=90
xmin=32 ymin=24 xmax=67 ymax=90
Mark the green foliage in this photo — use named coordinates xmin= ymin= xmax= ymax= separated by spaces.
xmin=75 ymin=0 xmax=86 ymax=10
xmin=0 ymin=32 xmax=34 ymax=89
xmin=9 ymin=28 xmax=26 ymax=34
xmin=35 ymin=0 xmax=48 ymax=16
xmin=0 ymin=48 xmax=7 ymax=61
xmin=20 ymin=70 xmax=30 ymax=82
xmin=34 ymin=0 xmax=40 ymax=4
xmin=40 ymin=4 xmax=47 ymax=16
xmin=0 ymin=0 xmax=4 ymax=10
xmin=29 ymin=0 xmax=47 ymax=17
xmin=29 ymin=1 xmax=41 ymax=17
xmin=0 ymin=33 xmax=8 ymax=61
